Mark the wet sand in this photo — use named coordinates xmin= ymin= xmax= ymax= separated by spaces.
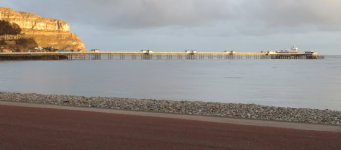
xmin=1 ymin=103 xmax=341 ymax=150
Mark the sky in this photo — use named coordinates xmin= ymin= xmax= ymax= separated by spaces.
xmin=1 ymin=0 xmax=341 ymax=54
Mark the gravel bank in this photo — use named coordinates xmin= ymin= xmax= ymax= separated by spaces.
xmin=1 ymin=92 xmax=340 ymax=125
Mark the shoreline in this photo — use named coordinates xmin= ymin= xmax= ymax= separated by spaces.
xmin=0 ymin=92 xmax=340 ymax=125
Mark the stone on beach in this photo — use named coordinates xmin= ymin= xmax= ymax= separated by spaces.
xmin=0 ymin=92 xmax=340 ymax=125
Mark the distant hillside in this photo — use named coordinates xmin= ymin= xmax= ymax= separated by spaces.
xmin=0 ymin=7 xmax=86 ymax=51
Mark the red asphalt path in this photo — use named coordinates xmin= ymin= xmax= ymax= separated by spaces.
xmin=1 ymin=105 xmax=341 ymax=150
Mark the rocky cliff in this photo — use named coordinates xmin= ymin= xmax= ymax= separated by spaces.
xmin=0 ymin=7 xmax=86 ymax=51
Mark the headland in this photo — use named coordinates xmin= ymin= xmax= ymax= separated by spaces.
xmin=0 ymin=7 xmax=86 ymax=52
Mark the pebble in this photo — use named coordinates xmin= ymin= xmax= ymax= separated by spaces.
xmin=0 ymin=92 xmax=340 ymax=125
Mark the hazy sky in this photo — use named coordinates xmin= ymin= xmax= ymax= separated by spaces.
xmin=1 ymin=0 xmax=341 ymax=54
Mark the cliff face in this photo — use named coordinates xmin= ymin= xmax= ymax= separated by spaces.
xmin=0 ymin=7 xmax=86 ymax=51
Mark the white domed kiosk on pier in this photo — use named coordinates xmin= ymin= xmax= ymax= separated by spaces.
xmin=280 ymin=45 xmax=299 ymax=53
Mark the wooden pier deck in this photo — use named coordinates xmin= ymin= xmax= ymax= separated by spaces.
xmin=0 ymin=51 xmax=324 ymax=60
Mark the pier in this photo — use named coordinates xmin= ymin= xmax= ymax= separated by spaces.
xmin=0 ymin=50 xmax=324 ymax=60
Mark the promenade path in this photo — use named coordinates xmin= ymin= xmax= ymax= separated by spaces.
xmin=1 ymin=101 xmax=341 ymax=150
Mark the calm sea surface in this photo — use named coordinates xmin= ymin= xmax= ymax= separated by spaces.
xmin=1 ymin=56 xmax=341 ymax=110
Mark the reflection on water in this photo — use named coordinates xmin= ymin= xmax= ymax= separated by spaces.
xmin=0 ymin=56 xmax=341 ymax=110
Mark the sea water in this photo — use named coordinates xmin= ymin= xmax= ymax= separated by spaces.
xmin=0 ymin=56 xmax=340 ymax=110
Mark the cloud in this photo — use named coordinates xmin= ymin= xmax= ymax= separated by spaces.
xmin=2 ymin=0 xmax=341 ymax=54
xmin=4 ymin=0 xmax=238 ymax=28
xmin=5 ymin=0 xmax=341 ymax=33
xmin=79 ymin=0 xmax=239 ymax=28
xmin=242 ymin=0 xmax=341 ymax=28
